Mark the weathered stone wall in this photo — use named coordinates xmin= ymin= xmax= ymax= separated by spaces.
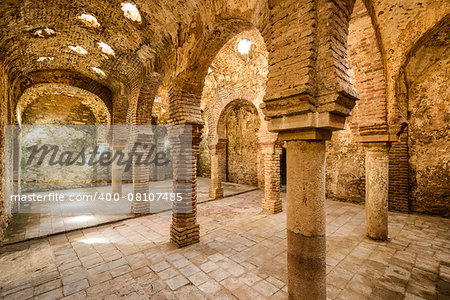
xmin=19 ymin=126 xmax=102 ymax=193
xmin=369 ymin=0 xmax=450 ymax=132
xmin=198 ymin=126 xmax=211 ymax=178
xmin=20 ymin=95 xmax=108 ymax=192
xmin=408 ymin=54 xmax=449 ymax=216
xmin=226 ymin=102 xmax=260 ymax=186
xmin=326 ymin=117 xmax=366 ymax=204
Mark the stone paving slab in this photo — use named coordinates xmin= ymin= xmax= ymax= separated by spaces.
xmin=2 ymin=177 xmax=257 ymax=245
xmin=0 ymin=190 xmax=449 ymax=299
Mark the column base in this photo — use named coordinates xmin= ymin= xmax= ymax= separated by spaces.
xmin=209 ymin=188 xmax=224 ymax=199
xmin=131 ymin=201 xmax=150 ymax=214
xmin=262 ymin=200 xmax=283 ymax=214
xmin=287 ymin=230 xmax=326 ymax=300
xmin=170 ymin=224 xmax=200 ymax=248
xmin=366 ymin=231 xmax=388 ymax=241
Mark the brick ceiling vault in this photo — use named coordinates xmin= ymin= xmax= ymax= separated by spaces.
xmin=0 ymin=0 xmax=446 ymax=133
xmin=16 ymin=83 xmax=111 ymax=125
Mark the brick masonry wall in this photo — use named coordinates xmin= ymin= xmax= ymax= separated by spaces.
xmin=22 ymin=95 xmax=98 ymax=125
xmin=324 ymin=0 xmax=372 ymax=205
xmin=388 ymin=133 xmax=409 ymax=212
xmin=348 ymin=0 xmax=387 ymax=135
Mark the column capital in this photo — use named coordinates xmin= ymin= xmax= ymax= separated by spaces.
xmin=357 ymin=134 xmax=398 ymax=143
xmin=278 ymin=129 xmax=332 ymax=141
xmin=257 ymin=132 xmax=278 ymax=146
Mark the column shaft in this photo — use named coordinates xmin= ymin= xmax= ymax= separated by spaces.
xmin=111 ymin=150 xmax=123 ymax=197
xmin=286 ymin=140 xmax=326 ymax=300
xmin=364 ymin=142 xmax=390 ymax=240
xmin=209 ymin=141 xmax=226 ymax=199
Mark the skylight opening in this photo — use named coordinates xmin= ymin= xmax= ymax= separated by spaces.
xmin=91 ymin=67 xmax=106 ymax=78
xmin=238 ymin=38 xmax=252 ymax=55
xmin=77 ymin=14 xmax=101 ymax=28
xmin=33 ymin=28 xmax=56 ymax=38
xmin=37 ymin=57 xmax=54 ymax=62
xmin=68 ymin=45 xmax=88 ymax=56
xmin=121 ymin=3 xmax=142 ymax=23
xmin=97 ymin=42 xmax=115 ymax=57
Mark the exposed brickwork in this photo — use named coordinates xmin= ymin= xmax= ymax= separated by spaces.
xmin=348 ymin=0 xmax=387 ymax=136
xmin=198 ymin=29 xmax=269 ymax=186
xmin=168 ymin=124 xmax=202 ymax=247
xmin=0 ymin=6 xmax=447 ymax=300
xmin=369 ymin=0 xmax=450 ymax=134
xmin=259 ymin=134 xmax=282 ymax=214
xmin=18 ymin=84 xmax=110 ymax=125
xmin=130 ymin=74 xmax=162 ymax=214
xmin=388 ymin=133 xmax=409 ymax=212
xmin=12 ymin=70 xmax=113 ymax=116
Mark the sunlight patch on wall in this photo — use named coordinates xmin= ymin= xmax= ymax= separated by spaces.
xmin=121 ymin=3 xmax=142 ymax=23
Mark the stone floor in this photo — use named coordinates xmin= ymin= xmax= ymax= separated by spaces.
xmin=2 ymin=177 xmax=257 ymax=244
xmin=0 ymin=190 xmax=449 ymax=300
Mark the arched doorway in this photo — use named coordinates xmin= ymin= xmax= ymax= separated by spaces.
xmin=217 ymin=99 xmax=261 ymax=186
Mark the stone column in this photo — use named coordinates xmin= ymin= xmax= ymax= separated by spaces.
xmin=258 ymin=133 xmax=282 ymax=214
xmin=209 ymin=139 xmax=226 ymax=199
xmin=364 ymin=142 xmax=390 ymax=241
xmin=111 ymin=147 xmax=124 ymax=197
xmin=169 ymin=125 xmax=201 ymax=247
xmin=286 ymin=139 xmax=327 ymax=300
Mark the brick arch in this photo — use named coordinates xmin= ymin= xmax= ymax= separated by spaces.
xmin=168 ymin=18 xmax=261 ymax=126
xmin=388 ymin=12 xmax=450 ymax=135
xmin=395 ymin=14 xmax=450 ymax=125
xmin=348 ymin=0 xmax=389 ymax=138
xmin=16 ymin=83 xmax=111 ymax=125
xmin=128 ymin=73 xmax=162 ymax=126
xmin=12 ymin=70 xmax=113 ymax=115
xmin=393 ymin=15 xmax=449 ymax=215
xmin=216 ymin=98 xmax=261 ymax=141
xmin=166 ymin=0 xmax=362 ymax=131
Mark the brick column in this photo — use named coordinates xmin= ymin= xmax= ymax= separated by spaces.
xmin=169 ymin=125 xmax=201 ymax=247
xmin=363 ymin=142 xmax=391 ymax=240
xmin=209 ymin=139 xmax=226 ymax=199
xmin=131 ymin=130 xmax=153 ymax=214
xmin=258 ymin=133 xmax=282 ymax=214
